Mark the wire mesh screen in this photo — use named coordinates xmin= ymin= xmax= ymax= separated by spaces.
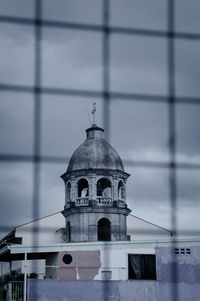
xmin=0 ymin=0 xmax=200 ymax=300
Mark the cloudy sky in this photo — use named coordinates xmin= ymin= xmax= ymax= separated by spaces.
xmin=0 ymin=0 xmax=200 ymax=238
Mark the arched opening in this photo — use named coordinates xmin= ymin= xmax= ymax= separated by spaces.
xmin=98 ymin=218 xmax=111 ymax=241
xmin=78 ymin=178 xmax=88 ymax=197
xmin=97 ymin=178 xmax=112 ymax=197
xmin=66 ymin=182 xmax=71 ymax=201
xmin=66 ymin=221 xmax=71 ymax=242
xmin=118 ymin=180 xmax=125 ymax=200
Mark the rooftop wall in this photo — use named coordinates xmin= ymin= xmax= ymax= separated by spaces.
xmin=156 ymin=247 xmax=200 ymax=283
xmin=28 ymin=280 xmax=200 ymax=301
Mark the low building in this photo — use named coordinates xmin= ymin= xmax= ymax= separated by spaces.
xmin=0 ymin=122 xmax=200 ymax=300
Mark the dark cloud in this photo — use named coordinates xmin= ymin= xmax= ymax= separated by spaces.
xmin=0 ymin=0 xmax=34 ymax=18
xmin=175 ymin=39 xmax=200 ymax=97
xmin=42 ymin=0 xmax=102 ymax=25
xmin=0 ymin=23 xmax=34 ymax=85
xmin=110 ymin=99 xmax=200 ymax=164
xmin=177 ymin=169 xmax=200 ymax=205
xmin=126 ymin=166 xmax=169 ymax=205
xmin=175 ymin=0 xmax=200 ymax=34
xmin=0 ymin=162 xmax=33 ymax=236
xmin=126 ymin=166 xmax=171 ymax=229
xmin=41 ymin=27 xmax=103 ymax=90
xmin=110 ymin=100 xmax=169 ymax=162
xmin=0 ymin=92 xmax=34 ymax=155
xmin=40 ymin=163 xmax=65 ymax=215
xmin=176 ymin=104 xmax=200 ymax=162
xmin=110 ymin=35 xmax=168 ymax=95
xmin=126 ymin=166 xmax=200 ymax=232
xmin=110 ymin=0 xmax=167 ymax=30
xmin=41 ymin=95 xmax=103 ymax=157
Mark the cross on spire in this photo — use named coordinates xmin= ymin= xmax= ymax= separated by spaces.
xmin=92 ymin=102 xmax=96 ymax=125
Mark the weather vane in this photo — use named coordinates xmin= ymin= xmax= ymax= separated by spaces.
xmin=92 ymin=102 xmax=96 ymax=125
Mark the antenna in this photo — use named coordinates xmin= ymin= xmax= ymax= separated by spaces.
xmin=85 ymin=106 xmax=92 ymax=126
xmin=92 ymin=102 xmax=96 ymax=125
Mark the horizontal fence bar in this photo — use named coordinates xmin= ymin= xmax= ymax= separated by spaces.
xmin=0 ymin=154 xmax=200 ymax=170
xmin=1 ymin=15 xmax=200 ymax=40
xmin=1 ymin=84 xmax=200 ymax=104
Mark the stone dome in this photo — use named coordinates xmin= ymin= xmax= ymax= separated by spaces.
xmin=67 ymin=125 xmax=124 ymax=173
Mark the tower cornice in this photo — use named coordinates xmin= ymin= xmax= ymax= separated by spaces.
xmin=61 ymin=168 xmax=130 ymax=183
xmin=62 ymin=206 xmax=131 ymax=218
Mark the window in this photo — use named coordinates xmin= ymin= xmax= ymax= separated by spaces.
xmin=77 ymin=178 xmax=88 ymax=197
xmin=174 ymin=248 xmax=191 ymax=255
xmin=98 ymin=218 xmax=111 ymax=241
xmin=66 ymin=221 xmax=71 ymax=242
xmin=97 ymin=178 xmax=112 ymax=197
xmin=118 ymin=180 xmax=125 ymax=200
xmin=101 ymin=271 xmax=112 ymax=280
xmin=62 ymin=254 xmax=73 ymax=264
xmin=128 ymin=254 xmax=156 ymax=280
xmin=66 ymin=182 xmax=71 ymax=201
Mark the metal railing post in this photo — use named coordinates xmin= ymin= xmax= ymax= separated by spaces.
xmin=23 ymin=252 xmax=27 ymax=301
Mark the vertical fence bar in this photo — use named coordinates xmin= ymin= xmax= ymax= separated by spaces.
xmin=168 ymin=0 xmax=178 ymax=300
xmin=103 ymin=2 xmax=110 ymax=300
xmin=103 ymin=0 xmax=110 ymax=141
xmin=33 ymin=0 xmax=42 ymax=251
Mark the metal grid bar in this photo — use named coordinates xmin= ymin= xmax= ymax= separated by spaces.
xmin=1 ymin=154 xmax=200 ymax=170
xmin=32 ymin=0 xmax=42 ymax=253
xmin=1 ymin=14 xmax=200 ymax=40
xmin=168 ymin=1 xmax=178 ymax=299
xmin=1 ymin=83 xmax=200 ymax=104
xmin=103 ymin=0 xmax=110 ymax=142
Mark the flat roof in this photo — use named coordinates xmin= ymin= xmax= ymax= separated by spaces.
xmin=1 ymin=238 xmax=200 ymax=262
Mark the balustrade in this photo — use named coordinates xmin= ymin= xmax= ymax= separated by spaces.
xmin=96 ymin=197 xmax=113 ymax=206
xmin=76 ymin=197 xmax=89 ymax=206
xmin=75 ymin=197 xmax=123 ymax=207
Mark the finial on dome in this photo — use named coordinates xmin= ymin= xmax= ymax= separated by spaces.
xmin=86 ymin=102 xmax=104 ymax=138
xmin=92 ymin=102 xmax=96 ymax=126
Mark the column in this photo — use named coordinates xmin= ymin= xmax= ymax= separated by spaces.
xmin=70 ymin=176 xmax=76 ymax=203
xmin=88 ymin=174 xmax=96 ymax=200
xmin=113 ymin=175 xmax=118 ymax=201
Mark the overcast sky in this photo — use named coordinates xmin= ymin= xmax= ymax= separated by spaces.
xmin=0 ymin=0 xmax=200 ymax=238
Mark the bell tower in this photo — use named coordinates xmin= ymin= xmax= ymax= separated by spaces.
xmin=61 ymin=123 xmax=131 ymax=242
